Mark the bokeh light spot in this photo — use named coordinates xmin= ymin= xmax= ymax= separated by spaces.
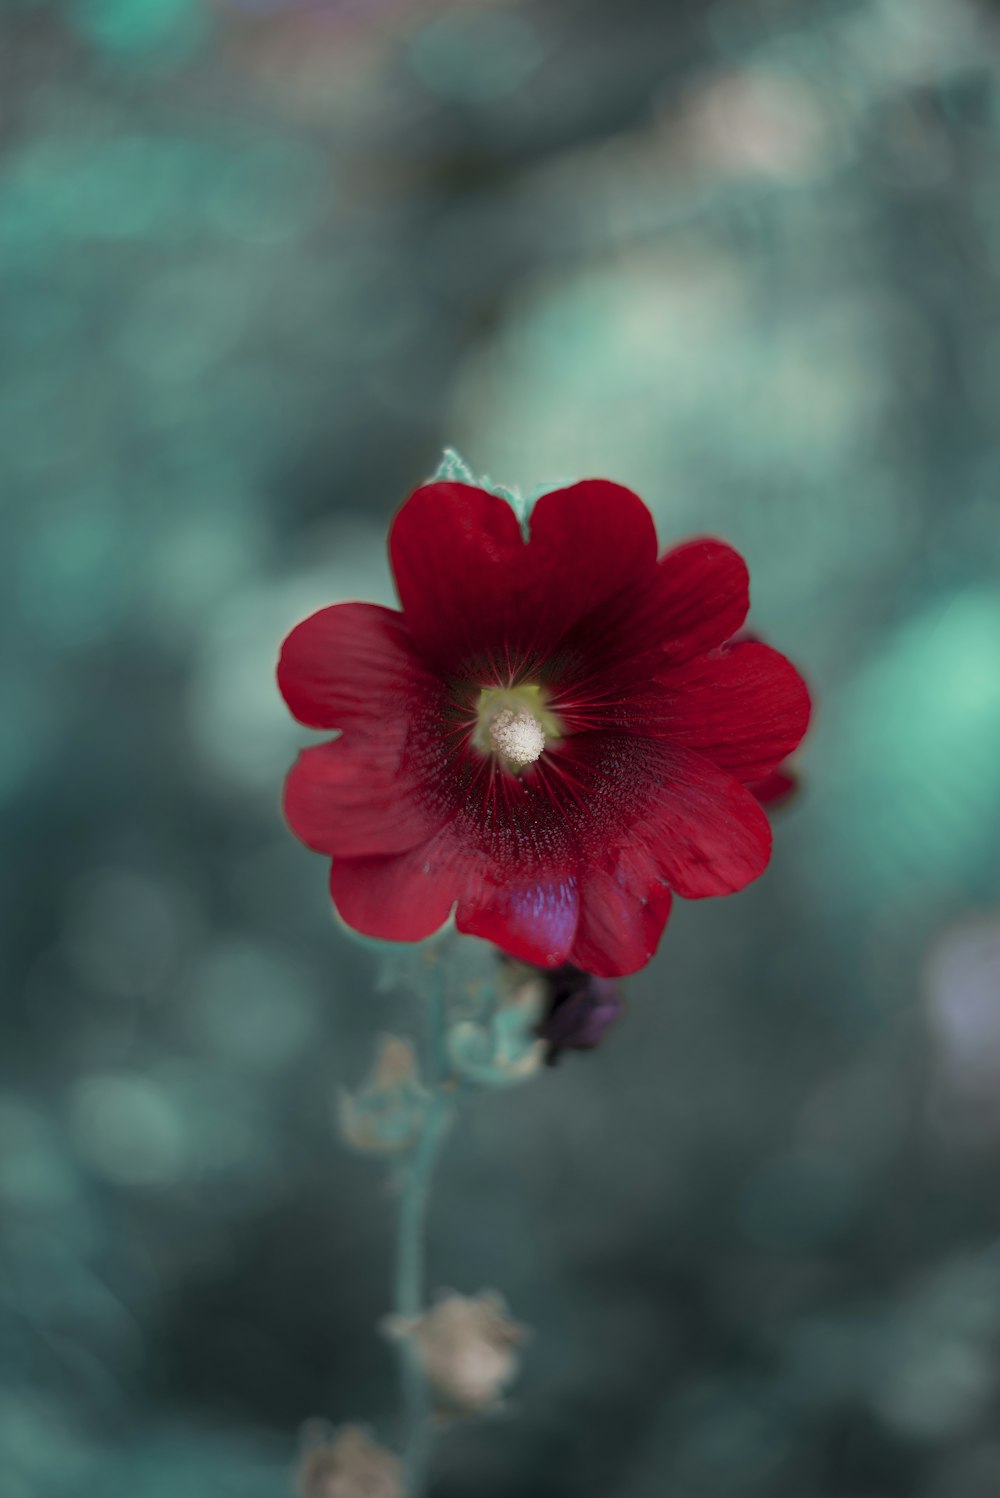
xmin=70 ymin=1074 xmax=187 ymax=1186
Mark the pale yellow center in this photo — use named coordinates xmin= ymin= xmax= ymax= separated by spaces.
xmin=489 ymin=708 xmax=545 ymax=767
xmin=473 ymin=684 xmax=562 ymax=772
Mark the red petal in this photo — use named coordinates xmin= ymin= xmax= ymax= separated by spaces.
xmin=328 ymin=837 xmax=459 ymax=944
xmin=570 ymin=866 xmax=672 ymax=978
xmin=329 ymin=821 xmax=582 ymax=964
xmin=645 ymin=747 xmax=772 ymax=898
xmin=456 ymin=875 xmax=579 ymax=968
xmin=525 ymin=478 xmax=658 ymax=617
xmin=389 ymin=479 xmax=658 ymax=676
xmin=548 ymin=538 xmax=751 ymax=724
xmin=646 ymin=745 xmax=771 ymax=898
xmin=326 ymin=733 xmax=769 ymax=971
xmin=390 ymin=482 xmax=525 ymax=674
xmin=653 ymin=640 xmax=811 ymax=780
xmin=278 ymin=601 xmax=456 ymax=859
xmin=277 ymin=602 xmax=435 ymax=731
xmin=283 ymin=738 xmax=445 ymax=857
xmin=749 ymin=765 xmax=799 ymax=807
xmin=542 ymin=733 xmax=772 ymax=901
xmin=653 ymin=539 xmax=751 ymax=662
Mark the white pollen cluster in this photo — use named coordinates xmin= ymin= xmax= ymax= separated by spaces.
xmin=489 ymin=708 xmax=546 ymax=768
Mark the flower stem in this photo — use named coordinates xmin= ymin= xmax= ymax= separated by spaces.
xmin=395 ymin=969 xmax=453 ymax=1495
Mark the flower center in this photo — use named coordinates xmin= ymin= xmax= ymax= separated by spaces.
xmin=472 ymin=684 xmax=562 ymax=772
xmin=490 ymin=708 xmax=545 ymax=766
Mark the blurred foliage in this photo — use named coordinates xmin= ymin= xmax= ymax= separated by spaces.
xmin=2 ymin=0 xmax=1000 ymax=1494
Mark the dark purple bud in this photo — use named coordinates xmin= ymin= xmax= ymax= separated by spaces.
xmin=534 ymin=964 xmax=624 ymax=1065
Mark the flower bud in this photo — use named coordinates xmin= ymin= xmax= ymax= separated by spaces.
xmin=445 ymin=966 xmax=545 ymax=1087
xmin=297 ymin=1423 xmax=400 ymax=1498
xmin=534 ymin=964 xmax=624 ymax=1065
xmin=338 ymin=1035 xmax=431 ymax=1154
xmin=384 ymin=1291 xmax=529 ymax=1416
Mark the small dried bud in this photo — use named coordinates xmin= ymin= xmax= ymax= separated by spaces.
xmin=297 ymin=1423 xmax=401 ymax=1498
xmin=385 ymin=1291 xmax=529 ymax=1416
xmin=338 ymin=1035 xmax=431 ymax=1154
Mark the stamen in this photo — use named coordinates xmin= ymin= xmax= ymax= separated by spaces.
xmin=472 ymin=682 xmax=562 ymax=771
xmin=488 ymin=708 xmax=546 ymax=768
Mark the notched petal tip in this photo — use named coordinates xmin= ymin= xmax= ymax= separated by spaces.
xmin=389 ymin=480 xmax=525 ymax=591
xmin=528 ymin=477 xmax=658 ymax=561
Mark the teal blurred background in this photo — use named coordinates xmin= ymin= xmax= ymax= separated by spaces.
xmin=3 ymin=0 xmax=1000 ymax=1493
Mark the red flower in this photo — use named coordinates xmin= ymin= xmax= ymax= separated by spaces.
xmin=278 ymin=480 xmax=810 ymax=978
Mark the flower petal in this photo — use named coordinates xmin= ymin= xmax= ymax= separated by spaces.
xmin=326 ymin=733 xmax=769 ymax=969
xmin=328 ymin=838 xmax=460 ymax=944
xmin=541 ymin=732 xmax=772 ymax=901
xmin=329 ymin=815 xmax=582 ymax=964
xmin=456 ymin=874 xmax=580 ymax=968
xmin=749 ymin=764 xmax=799 ymax=807
xmin=570 ymin=866 xmax=672 ymax=978
xmin=390 ymin=482 xmax=530 ymax=674
xmin=525 ymin=478 xmax=658 ymax=618
xmin=654 ymin=640 xmax=811 ymax=780
xmin=643 ymin=745 xmax=773 ymax=898
xmin=390 ymin=479 xmax=659 ymax=677
xmin=546 ymin=538 xmax=751 ymax=725
xmin=653 ymin=538 xmax=751 ymax=662
xmin=283 ymin=738 xmax=445 ymax=857
xmin=277 ymin=602 xmax=435 ymax=731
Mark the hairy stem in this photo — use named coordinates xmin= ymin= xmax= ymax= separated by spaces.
xmin=396 ymin=974 xmax=453 ymax=1495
